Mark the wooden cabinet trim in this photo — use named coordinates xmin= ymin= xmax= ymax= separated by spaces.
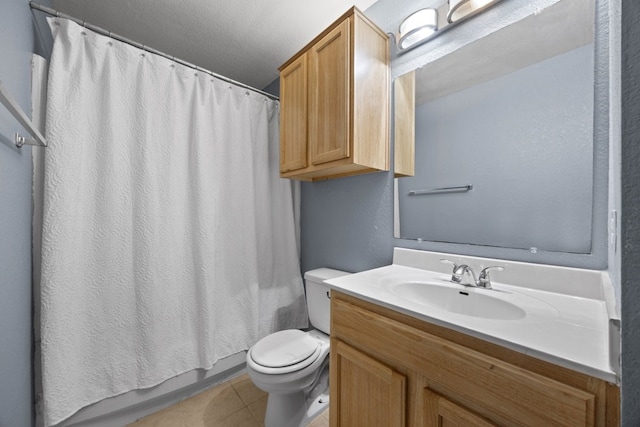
xmin=279 ymin=54 xmax=308 ymax=172
xmin=308 ymin=18 xmax=351 ymax=166
xmin=424 ymin=388 xmax=498 ymax=427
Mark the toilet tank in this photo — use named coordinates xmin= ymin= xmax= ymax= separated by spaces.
xmin=304 ymin=268 xmax=350 ymax=335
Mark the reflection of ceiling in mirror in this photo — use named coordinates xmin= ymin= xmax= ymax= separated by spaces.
xmin=414 ymin=0 xmax=594 ymax=105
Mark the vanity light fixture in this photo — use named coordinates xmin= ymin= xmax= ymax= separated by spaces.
xmin=447 ymin=0 xmax=498 ymax=23
xmin=397 ymin=0 xmax=504 ymax=53
xmin=397 ymin=8 xmax=438 ymax=51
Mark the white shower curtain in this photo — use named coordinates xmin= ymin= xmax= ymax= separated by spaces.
xmin=40 ymin=18 xmax=307 ymax=426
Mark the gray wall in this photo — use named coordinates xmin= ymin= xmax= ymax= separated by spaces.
xmin=301 ymin=0 xmax=609 ymax=275
xmin=621 ymin=0 xmax=640 ymax=424
xmin=261 ymin=81 xmax=395 ymax=274
xmin=297 ymin=0 xmax=640 ymax=424
xmin=10 ymin=0 xmax=635 ymax=425
xmin=0 ymin=0 xmax=34 ymax=426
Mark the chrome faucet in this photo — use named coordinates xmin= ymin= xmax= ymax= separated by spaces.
xmin=477 ymin=266 xmax=504 ymax=289
xmin=440 ymin=259 xmax=504 ymax=289
xmin=441 ymin=259 xmax=476 ymax=286
xmin=454 ymin=264 xmax=477 ymax=287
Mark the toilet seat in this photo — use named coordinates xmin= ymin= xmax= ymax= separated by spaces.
xmin=248 ymin=330 xmax=322 ymax=375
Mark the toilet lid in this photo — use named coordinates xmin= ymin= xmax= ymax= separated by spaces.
xmin=251 ymin=330 xmax=319 ymax=368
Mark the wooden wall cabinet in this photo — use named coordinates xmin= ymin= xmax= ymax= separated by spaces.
xmin=330 ymin=291 xmax=620 ymax=427
xmin=279 ymin=7 xmax=389 ymax=181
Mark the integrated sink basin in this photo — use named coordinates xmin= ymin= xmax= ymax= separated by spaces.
xmin=325 ymin=248 xmax=620 ymax=383
xmin=324 ymin=248 xmax=620 ymax=383
xmin=388 ymin=281 xmax=526 ymax=320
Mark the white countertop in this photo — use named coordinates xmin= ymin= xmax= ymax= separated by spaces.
xmin=325 ymin=248 xmax=619 ymax=384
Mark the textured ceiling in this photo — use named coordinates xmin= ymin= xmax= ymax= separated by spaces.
xmin=50 ymin=0 xmax=378 ymax=90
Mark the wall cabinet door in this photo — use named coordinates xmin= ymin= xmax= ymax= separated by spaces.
xmin=278 ymin=7 xmax=389 ymax=181
xmin=330 ymin=339 xmax=406 ymax=427
xmin=279 ymin=54 xmax=308 ymax=173
xmin=308 ymin=18 xmax=350 ymax=166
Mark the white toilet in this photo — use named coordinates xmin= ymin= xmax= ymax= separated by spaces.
xmin=246 ymin=268 xmax=350 ymax=427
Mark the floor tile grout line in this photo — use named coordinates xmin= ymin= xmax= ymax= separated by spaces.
xmin=247 ymin=397 xmax=267 ymax=425
xmin=230 ymin=376 xmax=268 ymax=406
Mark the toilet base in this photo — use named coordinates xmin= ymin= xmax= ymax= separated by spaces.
xmin=264 ymin=391 xmax=306 ymax=427
xmin=263 ymin=360 xmax=330 ymax=427
xmin=264 ymin=390 xmax=330 ymax=427
xmin=302 ymin=391 xmax=330 ymax=425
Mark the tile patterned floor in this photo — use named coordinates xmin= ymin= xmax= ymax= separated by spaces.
xmin=127 ymin=373 xmax=330 ymax=427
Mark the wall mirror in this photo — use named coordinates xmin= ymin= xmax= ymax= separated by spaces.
xmin=394 ymin=0 xmax=596 ymax=253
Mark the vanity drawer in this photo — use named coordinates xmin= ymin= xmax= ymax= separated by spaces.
xmin=331 ymin=293 xmax=611 ymax=426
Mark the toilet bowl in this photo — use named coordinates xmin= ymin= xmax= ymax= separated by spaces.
xmin=246 ymin=268 xmax=350 ymax=427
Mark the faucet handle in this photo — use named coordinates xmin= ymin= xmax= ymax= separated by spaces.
xmin=440 ymin=259 xmax=460 ymax=282
xmin=478 ymin=266 xmax=504 ymax=289
xmin=440 ymin=259 xmax=458 ymax=271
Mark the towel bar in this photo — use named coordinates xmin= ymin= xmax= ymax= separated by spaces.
xmin=408 ymin=185 xmax=473 ymax=196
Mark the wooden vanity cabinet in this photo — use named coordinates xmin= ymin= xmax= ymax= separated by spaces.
xmin=279 ymin=7 xmax=389 ymax=181
xmin=330 ymin=291 xmax=620 ymax=427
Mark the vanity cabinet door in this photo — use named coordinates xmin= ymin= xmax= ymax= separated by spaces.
xmin=308 ymin=18 xmax=351 ymax=166
xmin=279 ymin=54 xmax=308 ymax=173
xmin=423 ymin=389 xmax=497 ymax=427
xmin=330 ymin=339 xmax=406 ymax=427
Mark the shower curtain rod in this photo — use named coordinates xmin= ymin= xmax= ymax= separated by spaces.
xmin=29 ymin=1 xmax=280 ymax=102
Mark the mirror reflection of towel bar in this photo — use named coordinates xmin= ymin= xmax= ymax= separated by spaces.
xmin=408 ymin=185 xmax=473 ymax=196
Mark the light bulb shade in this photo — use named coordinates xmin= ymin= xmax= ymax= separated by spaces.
xmin=398 ymin=8 xmax=438 ymax=51
xmin=447 ymin=0 xmax=495 ymax=23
